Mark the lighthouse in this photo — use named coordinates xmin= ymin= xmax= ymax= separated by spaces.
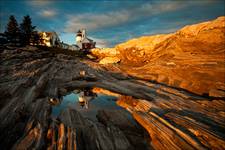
xmin=76 ymin=29 xmax=96 ymax=50
xmin=76 ymin=30 xmax=82 ymax=43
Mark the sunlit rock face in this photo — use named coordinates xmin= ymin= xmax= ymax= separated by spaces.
xmin=91 ymin=48 xmax=121 ymax=64
xmin=99 ymin=56 xmax=120 ymax=64
xmin=117 ymin=95 xmax=225 ymax=150
xmin=115 ymin=16 xmax=225 ymax=65
xmin=91 ymin=48 xmax=119 ymax=58
xmin=93 ymin=16 xmax=225 ymax=96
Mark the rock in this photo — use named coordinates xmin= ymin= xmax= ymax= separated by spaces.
xmin=45 ymin=81 xmax=59 ymax=100
xmin=84 ymin=120 xmax=118 ymax=150
xmin=57 ymin=108 xmax=135 ymax=150
xmin=97 ymin=109 xmax=139 ymax=131
xmin=99 ymin=56 xmax=120 ymax=64
xmin=91 ymin=48 xmax=121 ymax=64
xmin=92 ymin=87 xmax=121 ymax=97
xmin=12 ymin=123 xmax=43 ymax=150
xmin=106 ymin=124 xmax=132 ymax=150
xmin=107 ymin=16 xmax=225 ymax=95
xmin=117 ymin=95 xmax=225 ymax=150
xmin=24 ymin=45 xmax=38 ymax=51
xmin=166 ymin=62 xmax=176 ymax=66
xmin=91 ymin=48 xmax=119 ymax=59
xmin=209 ymin=89 xmax=225 ymax=97
xmin=10 ymin=98 xmax=51 ymax=150
xmin=58 ymin=108 xmax=86 ymax=129
xmin=87 ymin=54 xmax=97 ymax=59
xmin=177 ymin=16 xmax=225 ymax=37
xmin=80 ymin=70 xmax=86 ymax=76
xmin=97 ymin=109 xmax=151 ymax=150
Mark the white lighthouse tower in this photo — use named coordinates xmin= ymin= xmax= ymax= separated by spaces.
xmin=81 ymin=29 xmax=86 ymax=40
xmin=75 ymin=29 xmax=96 ymax=50
xmin=76 ymin=30 xmax=82 ymax=43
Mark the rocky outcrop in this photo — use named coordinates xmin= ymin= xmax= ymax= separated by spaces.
xmin=92 ymin=16 xmax=225 ymax=96
xmin=11 ymin=106 xmax=150 ymax=150
xmin=91 ymin=48 xmax=119 ymax=59
xmin=117 ymin=94 xmax=225 ymax=150
xmin=0 ymin=46 xmax=151 ymax=150
xmin=91 ymin=48 xmax=121 ymax=64
xmin=96 ymin=109 xmax=151 ymax=150
xmin=99 ymin=56 xmax=120 ymax=64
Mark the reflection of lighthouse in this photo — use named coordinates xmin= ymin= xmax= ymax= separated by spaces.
xmin=78 ymin=91 xmax=89 ymax=109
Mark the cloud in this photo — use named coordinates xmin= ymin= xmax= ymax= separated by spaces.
xmin=64 ymin=1 xmax=187 ymax=32
xmin=89 ymin=37 xmax=110 ymax=48
xmin=39 ymin=9 xmax=57 ymax=18
xmin=27 ymin=0 xmax=57 ymax=18
xmin=27 ymin=0 xmax=52 ymax=7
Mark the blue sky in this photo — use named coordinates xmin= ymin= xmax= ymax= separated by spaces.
xmin=0 ymin=0 xmax=224 ymax=47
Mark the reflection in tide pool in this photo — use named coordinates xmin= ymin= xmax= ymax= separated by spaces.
xmin=51 ymin=92 xmax=123 ymax=120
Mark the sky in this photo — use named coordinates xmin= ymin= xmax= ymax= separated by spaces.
xmin=0 ymin=0 xmax=224 ymax=47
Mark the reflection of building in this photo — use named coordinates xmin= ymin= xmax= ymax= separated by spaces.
xmin=49 ymin=98 xmax=60 ymax=105
xmin=78 ymin=91 xmax=88 ymax=108
xmin=76 ymin=29 xmax=96 ymax=50
xmin=78 ymin=88 xmax=97 ymax=109
xmin=39 ymin=32 xmax=60 ymax=47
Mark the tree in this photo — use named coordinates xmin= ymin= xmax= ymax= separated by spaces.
xmin=20 ymin=15 xmax=36 ymax=45
xmin=30 ymin=30 xmax=41 ymax=45
xmin=5 ymin=15 xmax=20 ymax=44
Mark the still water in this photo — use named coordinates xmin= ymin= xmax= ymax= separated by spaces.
xmin=51 ymin=92 xmax=124 ymax=120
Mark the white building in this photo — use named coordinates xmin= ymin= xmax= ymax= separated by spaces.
xmin=60 ymin=42 xmax=69 ymax=49
xmin=38 ymin=30 xmax=95 ymax=52
xmin=39 ymin=32 xmax=60 ymax=47
xmin=61 ymin=42 xmax=80 ymax=51
xmin=68 ymin=44 xmax=80 ymax=51
xmin=76 ymin=29 xmax=96 ymax=50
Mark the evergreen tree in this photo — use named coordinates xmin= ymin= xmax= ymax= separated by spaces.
xmin=20 ymin=15 xmax=36 ymax=45
xmin=30 ymin=30 xmax=41 ymax=45
xmin=5 ymin=15 xmax=20 ymax=44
